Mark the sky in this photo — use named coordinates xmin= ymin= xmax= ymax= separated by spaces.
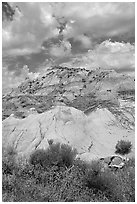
xmin=2 ymin=2 xmax=135 ymax=92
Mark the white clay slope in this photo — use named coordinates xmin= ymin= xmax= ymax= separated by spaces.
xmin=82 ymin=108 xmax=134 ymax=161
xmin=2 ymin=106 xmax=134 ymax=161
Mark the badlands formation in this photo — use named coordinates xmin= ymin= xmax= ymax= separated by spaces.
xmin=2 ymin=66 xmax=135 ymax=162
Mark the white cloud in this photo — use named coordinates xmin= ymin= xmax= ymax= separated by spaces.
xmin=2 ymin=2 xmax=134 ymax=57
xmin=21 ymin=65 xmax=40 ymax=80
xmin=74 ymin=35 xmax=92 ymax=49
xmin=49 ymin=40 xmax=71 ymax=57
xmin=60 ymin=2 xmax=134 ymax=42
xmin=2 ymin=2 xmax=135 ymax=89
xmin=2 ymin=65 xmax=40 ymax=92
xmin=91 ymin=41 xmax=135 ymax=70
xmin=60 ymin=40 xmax=135 ymax=72
xmin=2 ymin=3 xmax=59 ymax=56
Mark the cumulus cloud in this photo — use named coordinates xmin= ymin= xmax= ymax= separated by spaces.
xmin=49 ymin=40 xmax=71 ymax=57
xmin=3 ymin=2 xmax=134 ymax=57
xmin=2 ymin=2 xmax=59 ymax=57
xmin=90 ymin=41 xmax=135 ymax=70
xmin=2 ymin=65 xmax=40 ymax=93
xmin=60 ymin=2 xmax=135 ymax=42
xmin=60 ymin=40 xmax=135 ymax=72
xmin=21 ymin=65 xmax=40 ymax=80
xmin=73 ymin=35 xmax=92 ymax=49
xmin=2 ymin=66 xmax=22 ymax=92
xmin=2 ymin=2 xmax=135 ymax=90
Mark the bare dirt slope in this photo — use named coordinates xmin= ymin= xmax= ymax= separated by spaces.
xmin=2 ymin=105 xmax=134 ymax=161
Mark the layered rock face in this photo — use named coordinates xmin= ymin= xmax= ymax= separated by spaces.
xmin=2 ymin=66 xmax=135 ymax=161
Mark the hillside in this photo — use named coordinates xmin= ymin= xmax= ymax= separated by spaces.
xmin=2 ymin=66 xmax=135 ymax=120
xmin=2 ymin=66 xmax=135 ymax=161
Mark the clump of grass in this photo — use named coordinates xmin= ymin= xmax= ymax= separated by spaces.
xmin=115 ymin=140 xmax=132 ymax=155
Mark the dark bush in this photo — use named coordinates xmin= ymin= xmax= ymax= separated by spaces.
xmin=48 ymin=139 xmax=54 ymax=145
xmin=29 ymin=149 xmax=50 ymax=168
xmin=59 ymin=143 xmax=77 ymax=168
xmin=84 ymin=160 xmax=123 ymax=201
xmin=2 ymin=147 xmax=17 ymax=175
xmin=30 ymin=143 xmax=77 ymax=169
xmin=115 ymin=140 xmax=132 ymax=155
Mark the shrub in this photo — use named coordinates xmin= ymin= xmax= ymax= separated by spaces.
xmin=2 ymin=146 xmax=17 ymax=175
xmin=115 ymin=140 xmax=132 ymax=155
xmin=2 ymin=144 xmax=135 ymax=202
xmin=59 ymin=144 xmax=77 ymax=168
xmin=30 ymin=143 xmax=77 ymax=169
xmin=47 ymin=139 xmax=54 ymax=145
xmin=29 ymin=149 xmax=50 ymax=168
xmin=84 ymin=160 xmax=102 ymax=189
xmin=114 ymin=157 xmax=135 ymax=202
xmin=84 ymin=160 xmax=123 ymax=201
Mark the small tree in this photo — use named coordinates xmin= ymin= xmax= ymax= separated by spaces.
xmin=115 ymin=140 xmax=132 ymax=155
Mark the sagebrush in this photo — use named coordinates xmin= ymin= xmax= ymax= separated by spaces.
xmin=115 ymin=140 xmax=132 ymax=155
xmin=2 ymin=143 xmax=135 ymax=202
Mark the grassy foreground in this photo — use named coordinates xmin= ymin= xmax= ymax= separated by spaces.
xmin=2 ymin=143 xmax=135 ymax=202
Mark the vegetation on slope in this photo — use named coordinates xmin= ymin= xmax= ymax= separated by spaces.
xmin=2 ymin=143 xmax=135 ymax=202
xmin=2 ymin=66 xmax=135 ymax=120
xmin=115 ymin=140 xmax=132 ymax=155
